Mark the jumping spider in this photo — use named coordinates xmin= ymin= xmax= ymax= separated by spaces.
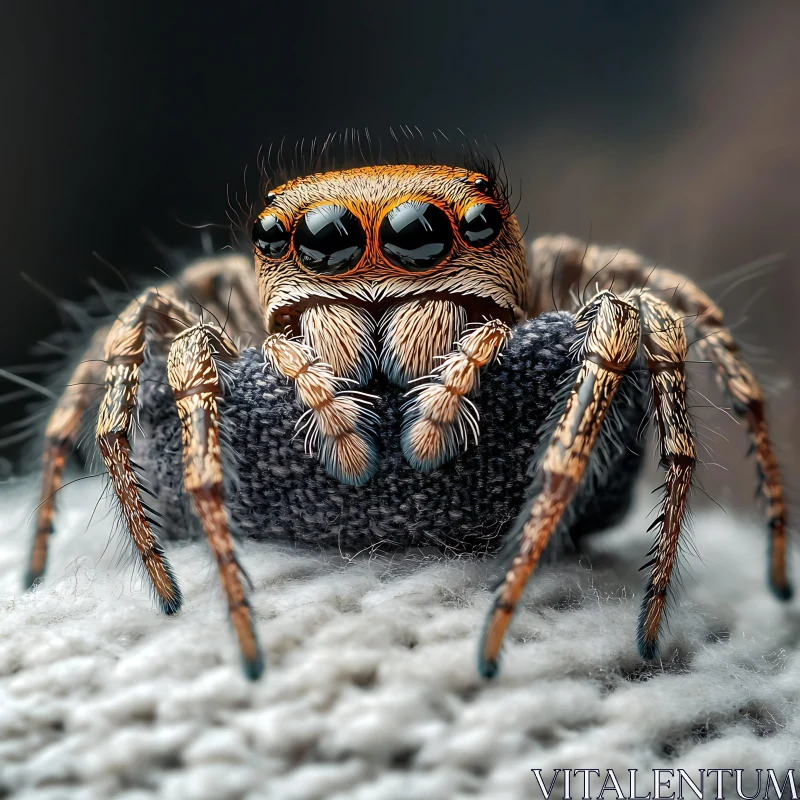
xmin=23 ymin=162 xmax=791 ymax=679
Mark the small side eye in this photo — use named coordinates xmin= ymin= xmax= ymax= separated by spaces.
xmin=293 ymin=204 xmax=366 ymax=275
xmin=458 ymin=203 xmax=503 ymax=248
xmin=252 ymin=214 xmax=289 ymax=259
xmin=379 ymin=201 xmax=453 ymax=271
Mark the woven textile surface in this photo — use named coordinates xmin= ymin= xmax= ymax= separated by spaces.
xmin=1 ymin=313 xmax=798 ymax=798
xmin=1 ymin=479 xmax=798 ymax=798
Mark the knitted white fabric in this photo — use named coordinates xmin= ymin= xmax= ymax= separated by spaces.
xmin=0 ymin=477 xmax=798 ymax=799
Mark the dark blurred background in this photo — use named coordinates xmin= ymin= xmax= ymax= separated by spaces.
xmin=1 ymin=1 xmax=798 ymax=514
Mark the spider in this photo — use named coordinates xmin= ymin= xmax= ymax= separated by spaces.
xmin=21 ymin=160 xmax=791 ymax=681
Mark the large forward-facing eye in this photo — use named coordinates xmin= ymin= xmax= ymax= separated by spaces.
xmin=458 ymin=203 xmax=503 ymax=248
xmin=293 ymin=204 xmax=366 ymax=275
xmin=379 ymin=201 xmax=453 ymax=271
xmin=252 ymin=214 xmax=290 ymax=259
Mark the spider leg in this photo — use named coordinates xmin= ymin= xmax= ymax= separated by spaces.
xmin=24 ymin=328 xmax=108 ymax=588
xmin=174 ymin=254 xmax=267 ymax=349
xmin=479 ymin=290 xmax=640 ymax=678
xmin=690 ymin=320 xmax=791 ymax=599
xmin=530 ymin=236 xmax=792 ymax=600
xmin=401 ymin=319 xmax=511 ymax=471
xmin=634 ymin=290 xmax=696 ymax=659
xmin=166 ymin=323 xmax=263 ymax=679
xmin=631 ymin=267 xmax=790 ymax=598
xmin=96 ymin=288 xmax=196 ymax=614
xmin=262 ymin=332 xmax=378 ymax=485
xmin=25 ymin=255 xmax=267 ymax=595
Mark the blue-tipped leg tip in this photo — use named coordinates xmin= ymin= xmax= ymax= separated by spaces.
xmin=637 ymin=638 xmax=659 ymax=662
xmin=158 ymin=587 xmax=184 ymax=616
xmin=771 ymin=581 xmax=794 ymax=602
xmin=242 ymin=653 xmax=265 ymax=681
xmin=320 ymin=431 xmax=379 ymax=487
xmin=478 ymin=654 xmax=500 ymax=680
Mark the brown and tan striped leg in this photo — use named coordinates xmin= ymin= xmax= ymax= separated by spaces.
xmin=619 ymin=261 xmax=790 ymax=600
xmin=691 ymin=323 xmax=792 ymax=599
xmin=262 ymin=332 xmax=378 ymax=485
xmin=401 ymin=319 xmax=511 ymax=471
xmin=172 ymin=254 xmax=267 ymax=349
xmin=24 ymin=255 xmax=265 ymax=595
xmin=634 ymin=290 xmax=696 ymax=659
xmin=167 ymin=324 xmax=263 ymax=679
xmin=479 ymin=291 xmax=640 ymax=678
xmin=25 ymin=328 xmax=108 ymax=588
xmin=96 ymin=288 xmax=196 ymax=614
xmin=633 ymin=269 xmax=790 ymax=598
xmin=530 ymin=236 xmax=792 ymax=601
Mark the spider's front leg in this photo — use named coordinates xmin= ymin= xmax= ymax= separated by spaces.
xmin=531 ymin=235 xmax=792 ymax=599
xmin=633 ymin=290 xmax=696 ymax=659
xmin=479 ymin=291 xmax=640 ymax=678
xmin=166 ymin=324 xmax=264 ymax=679
xmin=262 ymin=331 xmax=379 ymax=485
xmin=95 ymin=289 xmax=198 ymax=613
xmin=25 ymin=255 xmax=263 ymax=594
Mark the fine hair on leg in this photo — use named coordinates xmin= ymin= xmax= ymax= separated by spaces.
xmin=167 ymin=322 xmax=264 ymax=680
xmin=479 ymin=290 xmax=640 ymax=678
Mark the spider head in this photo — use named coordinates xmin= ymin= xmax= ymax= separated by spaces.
xmin=251 ymin=164 xmax=527 ymax=384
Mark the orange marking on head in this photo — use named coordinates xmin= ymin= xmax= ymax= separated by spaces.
xmin=253 ymin=164 xmax=527 ymax=335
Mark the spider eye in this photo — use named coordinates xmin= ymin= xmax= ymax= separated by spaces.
xmin=252 ymin=214 xmax=289 ymax=259
xmin=379 ymin=201 xmax=453 ymax=271
xmin=458 ymin=203 xmax=503 ymax=248
xmin=293 ymin=204 xmax=366 ymax=275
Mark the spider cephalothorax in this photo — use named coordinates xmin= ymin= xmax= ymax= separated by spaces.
xmin=21 ymin=161 xmax=792 ymax=681
xmin=256 ymin=164 xmax=526 ymax=333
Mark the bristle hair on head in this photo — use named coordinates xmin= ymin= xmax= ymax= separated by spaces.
xmin=253 ymin=127 xmax=512 ymax=210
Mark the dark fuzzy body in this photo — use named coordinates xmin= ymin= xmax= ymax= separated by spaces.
xmin=135 ymin=312 xmax=646 ymax=555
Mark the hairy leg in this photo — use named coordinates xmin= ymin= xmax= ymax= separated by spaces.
xmin=479 ymin=290 xmax=640 ymax=678
xmin=96 ymin=288 xmax=197 ymax=612
xmin=175 ymin=255 xmax=267 ymax=349
xmin=25 ymin=328 xmax=108 ymax=587
xmin=529 ymin=235 xmax=791 ymax=600
xmin=167 ymin=323 xmax=264 ymax=679
xmin=634 ymin=290 xmax=696 ymax=659
xmin=25 ymin=256 xmax=265 ymax=592
xmin=690 ymin=323 xmax=790 ymax=598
